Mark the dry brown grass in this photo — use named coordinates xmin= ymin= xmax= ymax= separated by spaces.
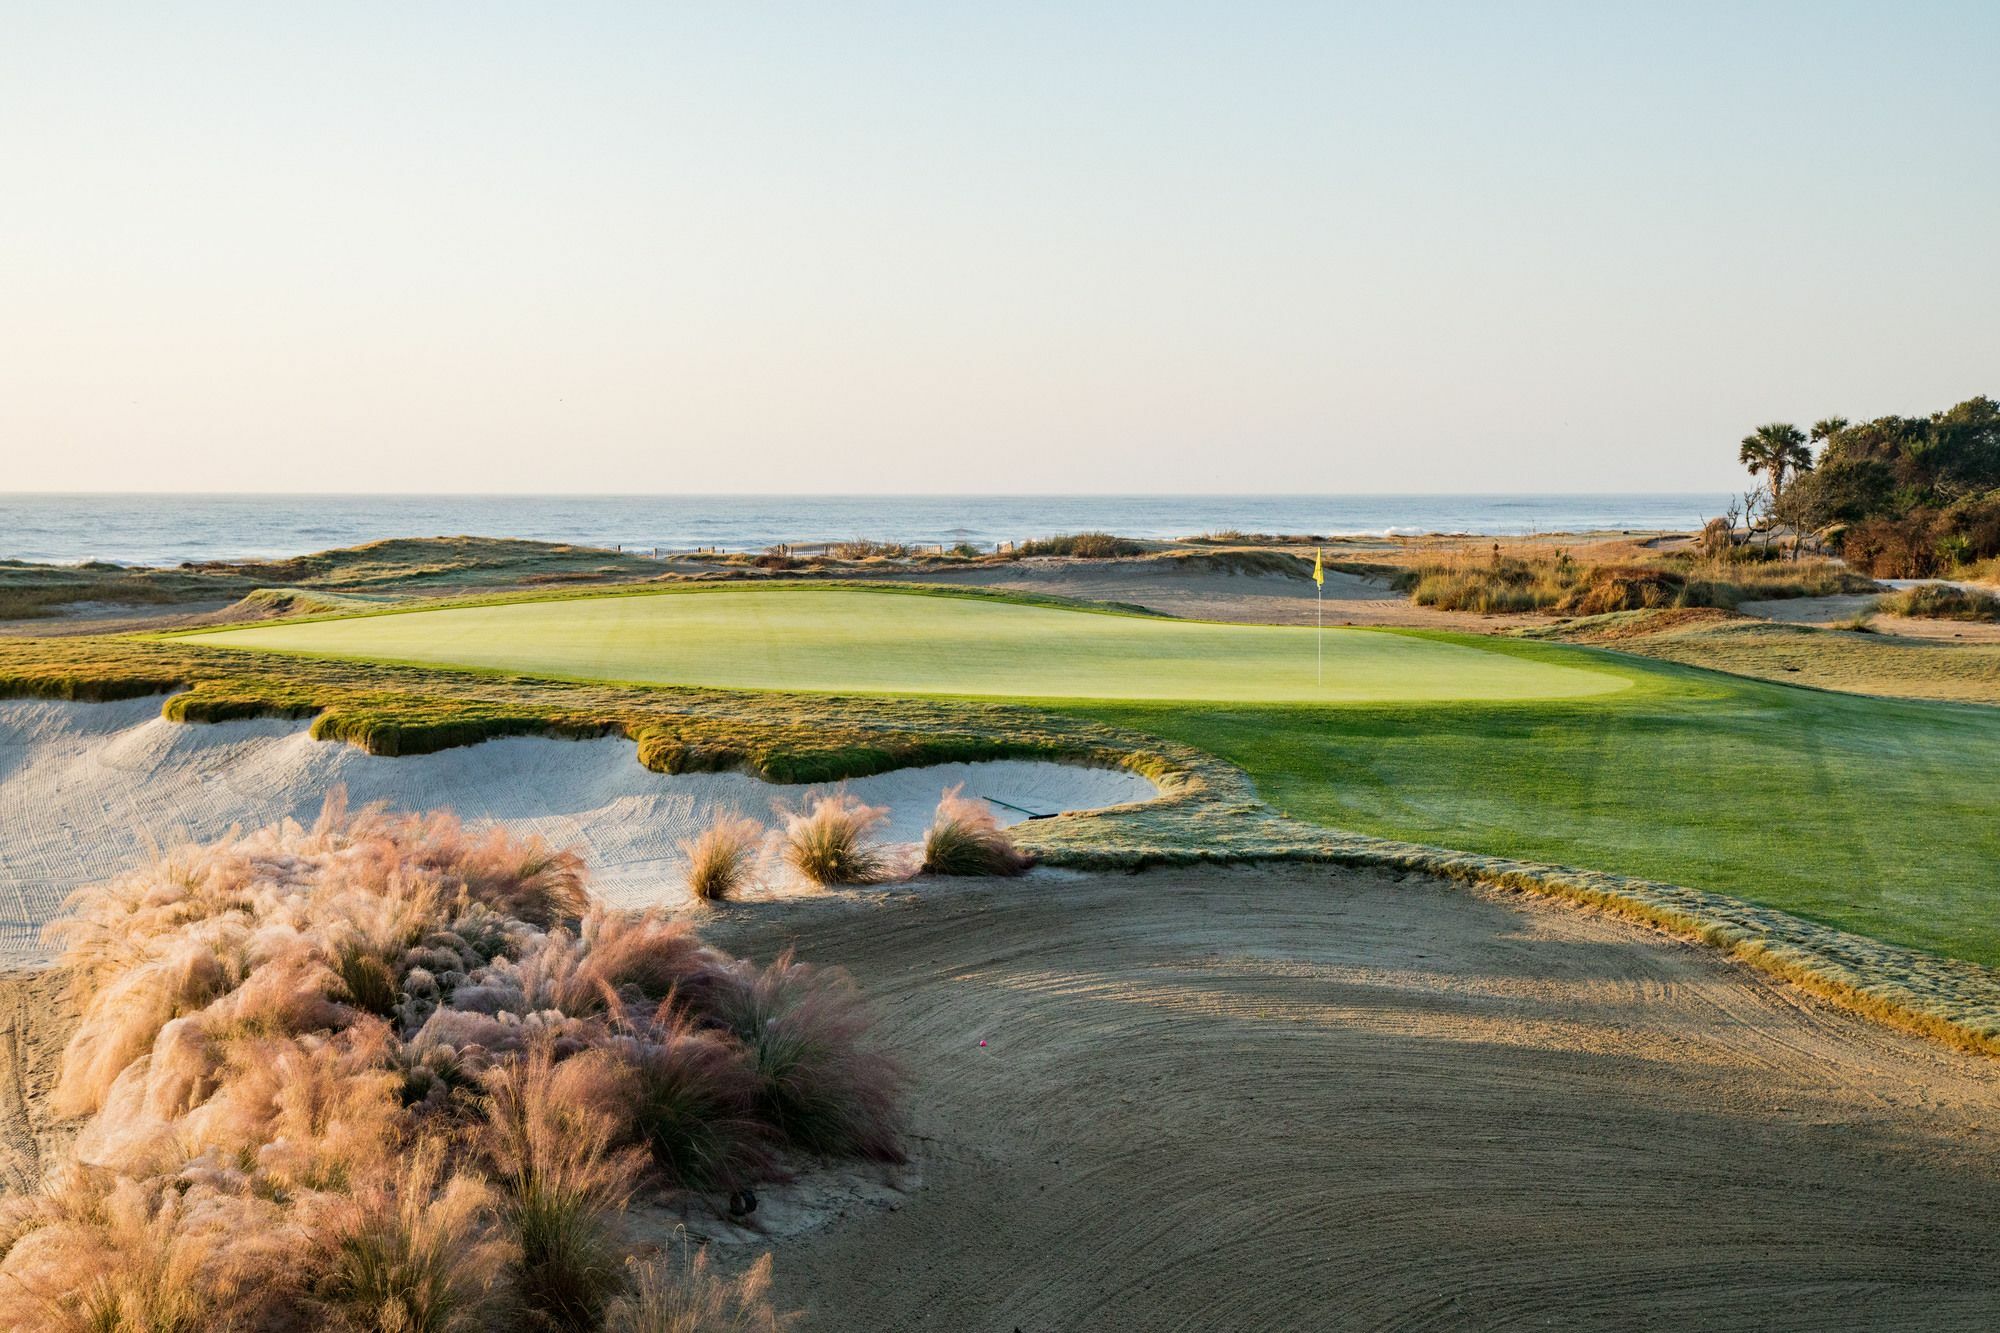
xmin=604 ymin=1250 xmax=796 ymax=1333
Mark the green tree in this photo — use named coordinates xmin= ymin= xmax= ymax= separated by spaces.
xmin=1810 ymin=416 xmax=1849 ymax=447
xmin=1739 ymin=422 xmax=1813 ymax=508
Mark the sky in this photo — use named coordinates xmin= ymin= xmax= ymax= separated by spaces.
xmin=3 ymin=2 xmax=1995 ymax=495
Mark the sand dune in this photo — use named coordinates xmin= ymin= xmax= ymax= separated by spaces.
xmin=0 ymin=697 xmax=1157 ymax=967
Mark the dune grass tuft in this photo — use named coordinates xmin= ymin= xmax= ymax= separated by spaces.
xmin=604 ymin=1250 xmax=796 ymax=1333
xmin=1396 ymin=548 xmax=1874 ymax=615
xmin=612 ymin=1016 xmax=772 ymax=1194
xmin=920 ymin=785 xmax=1034 ymax=877
xmin=1878 ymin=583 xmax=2000 ymax=622
xmin=600 ymin=1248 xmax=796 ymax=1328
xmin=681 ymin=815 xmax=766 ymax=902
xmin=778 ymin=793 xmax=894 ymax=886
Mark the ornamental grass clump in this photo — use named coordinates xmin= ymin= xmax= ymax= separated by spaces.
xmin=0 ymin=791 xmax=894 ymax=1330
xmin=920 ymin=785 xmax=1033 ymax=877
xmin=1878 ymin=583 xmax=2000 ymax=622
xmin=777 ymin=792 xmax=893 ymax=886
xmin=711 ymin=950 xmax=906 ymax=1162
xmin=681 ymin=814 xmax=766 ymax=902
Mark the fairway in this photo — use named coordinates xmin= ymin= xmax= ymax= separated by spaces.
xmin=1070 ymin=639 xmax=2000 ymax=968
xmin=179 ymin=587 xmax=1627 ymax=704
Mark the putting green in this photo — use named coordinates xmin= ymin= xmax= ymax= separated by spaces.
xmin=179 ymin=587 xmax=1627 ymax=704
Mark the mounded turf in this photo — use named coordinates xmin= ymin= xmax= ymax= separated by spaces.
xmin=177 ymin=587 xmax=1627 ymax=704
xmin=1069 ymin=637 xmax=2000 ymax=968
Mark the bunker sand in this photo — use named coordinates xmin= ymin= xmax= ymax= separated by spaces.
xmin=697 ymin=864 xmax=2000 ymax=1331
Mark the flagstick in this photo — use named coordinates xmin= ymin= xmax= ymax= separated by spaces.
xmin=1316 ymin=581 xmax=1323 ymax=686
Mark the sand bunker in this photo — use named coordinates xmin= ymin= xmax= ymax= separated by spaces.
xmin=0 ymin=697 xmax=1158 ymax=967
xmin=697 ymin=863 xmax=2000 ymax=1328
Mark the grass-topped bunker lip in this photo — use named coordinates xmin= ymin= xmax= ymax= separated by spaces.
xmin=168 ymin=584 xmax=1630 ymax=705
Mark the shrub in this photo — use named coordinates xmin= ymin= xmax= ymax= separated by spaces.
xmin=920 ymin=786 xmax=1033 ymax=877
xmin=604 ymin=1250 xmax=796 ymax=1333
xmin=1555 ymin=567 xmax=1685 ymax=617
xmin=1014 ymin=532 xmax=1144 ymax=559
xmin=777 ymin=793 xmax=893 ymax=886
xmin=829 ymin=540 xmax=909 ymax=561
xmin=1842 ymin=515 xmax=1945 ymax=578
xmin=681 ymin=815 xmax=765 ymax=902
xmin=1878 ymin=583 xmax=2000 ymax=621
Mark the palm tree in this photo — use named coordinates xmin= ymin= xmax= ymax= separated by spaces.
xmin=1739 ymin=422 xmax=1812 ymax=507
xmin=1810 ymin=416 xmax=1849 ymax=447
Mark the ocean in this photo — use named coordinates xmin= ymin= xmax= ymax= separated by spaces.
xmin=0 ymin=493 xmax=1731 ymax=567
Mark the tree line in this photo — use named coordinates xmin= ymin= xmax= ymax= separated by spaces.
xmin=1733 ymin=396 xmax=2000 ymax=576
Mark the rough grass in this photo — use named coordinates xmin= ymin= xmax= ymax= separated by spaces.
xmin=1012 ymin=532 xmax=1147 ymax=559
xmin=1878 ymin=583 xmax=2000 ymax=621
xmin=0 ymin=800 xmax=888 ymax=1328
xmin=1066 ymin=632 xmax=2000 ymax=969
xmin=0 ymin=630 xmax=1172 ymax=784
xmin=0 ymin=538 xmax=688 ymax=623
xmin=1533 ymin=611 xmax=2000 ymax=705
xmin=1396 ymin=549 xmax=1875 ymax=615
xmin=604 ymin=1251 xmax=795 ymax=1333
xmin=920 ymin=786 xmax=1033 ymax=877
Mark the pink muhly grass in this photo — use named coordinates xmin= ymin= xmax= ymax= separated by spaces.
xmin=309 ymin=1136 xmax=514 ymax=1333
xmin=711 ymin=951 xmax=905 ymax=1162
xmin=680 ymin=814 xmax=766 ymax=902
xmin=11 ymin=792 xmax=909 ymax=1324
xmin=776 ymin=792 xmax=895 ymax=887
xmin=919 ymin=785 xmax=1034 ymax=877
xmin=478 ymin=1044 xmax=648 ymax=1330
xmin=605 ymin=1013 xmax=773 ymax=1195
xmin=0 ymin=1170 xmax=306 ymax=1331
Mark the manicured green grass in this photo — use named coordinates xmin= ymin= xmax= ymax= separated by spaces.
xmin=142 ymin=584 xmax=2000 ymax=968
xmin=176 ymin=587 xmax=1626 ymax=704
xmin=1067 ymin=636 xmax=2000 ymax=967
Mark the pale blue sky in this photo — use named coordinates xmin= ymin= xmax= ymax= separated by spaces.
xmin=3 ymin=3 xmax=1994 ymax=493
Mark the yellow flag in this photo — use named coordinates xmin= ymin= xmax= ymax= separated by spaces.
xmin=1312 ymin=547 xmax=1324 ymax=588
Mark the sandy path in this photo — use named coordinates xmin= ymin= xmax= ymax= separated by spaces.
xmin=694 ymin=865 xmax=2000 ymax=1331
